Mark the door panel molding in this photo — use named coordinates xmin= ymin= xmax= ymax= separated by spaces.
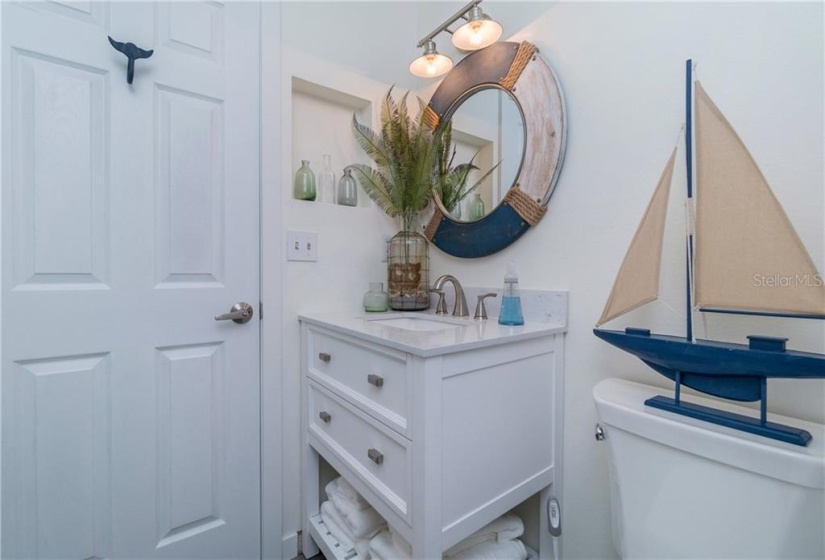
xmin=154 ymin=84 xmax=225 ymax=288
xmin=11 ymin=48 xmax=110 ymax=290
xmin=155 ymin=342 xmax=226 ymax=546
xmin=12 ymin=353 xmax=112 ymax=559
xmin=155 ymin=2 xmax=224 ymax=64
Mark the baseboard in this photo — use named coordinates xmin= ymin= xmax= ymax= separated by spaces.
xmin=281 ymin=531 xmax=299 ymax=560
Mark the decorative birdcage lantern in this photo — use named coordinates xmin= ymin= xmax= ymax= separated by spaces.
xmin=387 ymin=229 xmax=430 ymax=310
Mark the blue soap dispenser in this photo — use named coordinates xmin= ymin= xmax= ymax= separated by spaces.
xmin=498 ymin=262 xmax=524 ymax=326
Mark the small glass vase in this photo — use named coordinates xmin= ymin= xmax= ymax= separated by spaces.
xmin=387 ymin=226 xmax=430 ymax=311
xmin=318 ymin=154 xmax=335 ymax=204
xmin=466 ymin=192 xmax=486 ymax=221
xmin=337 ymin=167 xmax=358 ymax=207
xmin=363 ymin=282 xmax=389 ymax=312
xmin=449 ymin=201 xmax=462 ymax=220
xmin=293 ymin=160 xmax=316 ymax=201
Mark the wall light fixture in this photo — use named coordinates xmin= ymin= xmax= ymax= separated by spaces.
xmin=409 ymin=0 xmax=503 ymax=79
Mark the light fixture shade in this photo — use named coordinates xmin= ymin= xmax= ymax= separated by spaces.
xmin=451 ymin=8 xmax=502 ymax=51
xmin=409 ymin=41 xmax=453 ymax=78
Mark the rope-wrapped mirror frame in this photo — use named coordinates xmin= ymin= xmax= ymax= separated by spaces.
xmin=420 ymin=41 xmax=567 ymax=258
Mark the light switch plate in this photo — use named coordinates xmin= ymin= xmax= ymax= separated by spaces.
xmin=287 ymin=230 xmax=318 ymax=262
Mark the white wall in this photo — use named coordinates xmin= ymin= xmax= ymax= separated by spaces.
xmin=423 ymin=3 xmax=824 ymax=559
xmin=278 ymin=3 xmax=824 ymax=559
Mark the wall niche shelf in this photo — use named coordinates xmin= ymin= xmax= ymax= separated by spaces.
xmin=290 ymin=76 xmax=372 ymax=209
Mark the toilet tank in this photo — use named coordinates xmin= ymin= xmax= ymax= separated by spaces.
xmin=593 ymin=378 xmax=825 ymax=559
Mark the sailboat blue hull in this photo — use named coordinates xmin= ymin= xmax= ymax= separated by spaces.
xmin=593 ymin=327 xmax=824 ymax=445
xmin=593 ymin=328 xmax=825 ymax=402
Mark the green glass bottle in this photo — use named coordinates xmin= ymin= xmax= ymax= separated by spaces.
xmin=293 ymin=160 xmax=316 ymax=201
xmin=467 ymin=192 xmax=486 ymax=221
xmin=337 ymin=167 xmax=358 ymax=207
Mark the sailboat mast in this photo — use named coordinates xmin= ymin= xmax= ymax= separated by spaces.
xmin=685 ymin=59 xmax=695 ymax=341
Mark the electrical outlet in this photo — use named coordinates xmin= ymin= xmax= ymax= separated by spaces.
xmin=286 ymin=230 xmax=318 ymax=262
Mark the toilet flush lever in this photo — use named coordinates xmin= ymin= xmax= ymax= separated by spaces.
xmin=595 ymin=423 xmax=606 ymax=441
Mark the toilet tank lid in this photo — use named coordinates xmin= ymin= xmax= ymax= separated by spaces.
xmin=593 ymin=378 xmax=825 ymax=490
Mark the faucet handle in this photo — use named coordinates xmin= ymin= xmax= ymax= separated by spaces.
xmin=474 ymin=293 xmax=498 ymax=320
xmin=429 ymin=288 xmax=447 ymax=315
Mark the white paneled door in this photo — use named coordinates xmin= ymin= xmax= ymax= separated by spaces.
xmin=1 ymin=2 xmax=261 ymax=558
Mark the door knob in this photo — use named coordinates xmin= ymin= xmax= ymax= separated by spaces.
xmin=215 ymin=302 xmax=254 ymax=324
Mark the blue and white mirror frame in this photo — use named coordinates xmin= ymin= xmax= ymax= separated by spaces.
xmin=421 ymin=41 xmax=567 ymax=258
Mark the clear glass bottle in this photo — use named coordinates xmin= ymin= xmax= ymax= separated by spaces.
xmin=363 ymin=282 xmax=389 ymax=312
xmin=293 ymin=160 xmax=316 ymax=201
xmin=337 ymin=167 xmax=358 ymax=207
xmin=467 ymin=192 xmax=486 ymax=221
xmin=498 ymin=262 xmax=524 ymax=325
xmin=318 ymin=154 xmax=335 ymax=204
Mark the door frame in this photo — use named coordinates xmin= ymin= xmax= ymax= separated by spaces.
xmin=0 ymin=1 xmax=5 ymax=548
xmin=260 ymin=2 xmax=284 ymax=560
xmin=0 ymin=2 xmax=284 ymax=558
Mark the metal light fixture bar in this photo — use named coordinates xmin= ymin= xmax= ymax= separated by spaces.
xmin=415 ymin=0 xmax=484 ymax=49
xmin=410 ymin=0 xmax=502 ymax=78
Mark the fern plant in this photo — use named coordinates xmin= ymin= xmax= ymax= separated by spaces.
xmin=431 ymin=121 xmax=499 ymax=217
xmin=350 ymin=88 xmax=436 ymax=232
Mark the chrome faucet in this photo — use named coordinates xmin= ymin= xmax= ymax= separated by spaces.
xmin=432 ymin=275 xmax=469 ymax=317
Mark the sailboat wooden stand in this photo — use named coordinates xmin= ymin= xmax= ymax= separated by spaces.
xmin=647 ymin=348 xmax=814 ymax=446
xmin=646 ymin=391 xmax=812 ymax=447
xmin=594 ymin=61 xmax=825 ymax=447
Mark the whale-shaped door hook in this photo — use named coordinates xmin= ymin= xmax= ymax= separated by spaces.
xmin=108 ymin=36 xmax=153 ymax=84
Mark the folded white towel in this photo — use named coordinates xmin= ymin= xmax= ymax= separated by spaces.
xmin=451 ymin=538 xmax=528 ymax=560
xmin=337 ymin=476 xmax=365 ymax=503
xmin=390 ymin=526 xmax=412 ymax=558
xmin=369 ymin=530 xmax=410 ymax=560
xmin=354 ymin=537 xmax=371 ymax=560
xmin=330 ymin=493 xmax=386 ymax=539
xmin=444 ymin=513 xmax=524 ymax=558
xmin=320 ymin=501 xmax=354 ymax=551
xmin=326 ymin=478 xmax=370 ymax=511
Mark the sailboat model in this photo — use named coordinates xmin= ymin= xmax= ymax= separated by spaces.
xmin=594 ymin=61 xmax=825 ymax=446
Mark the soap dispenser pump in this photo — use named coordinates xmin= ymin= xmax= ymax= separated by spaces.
xmin=498 ymin=262 xmax=524 ymax=326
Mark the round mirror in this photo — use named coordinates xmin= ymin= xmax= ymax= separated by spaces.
xmin=421 ymin=41 xmax=567 ymax=258
xmin=438 ymin=87 xmax=524 ymax=222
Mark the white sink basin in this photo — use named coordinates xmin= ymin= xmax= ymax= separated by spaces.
xmin=364 ymin=315 xmax=466 ymax=331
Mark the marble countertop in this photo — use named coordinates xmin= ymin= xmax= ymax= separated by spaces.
xmin=299 ymin=309 xmax=567 ymax=358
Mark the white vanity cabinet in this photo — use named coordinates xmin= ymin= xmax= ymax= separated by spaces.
xmin=300 ymin=312 xmax=565 ymax=559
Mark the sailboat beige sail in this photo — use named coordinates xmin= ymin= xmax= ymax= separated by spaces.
xmin=597 ymin=84 xmax=824 ymax=327
xmin=593 ymin=66 xmax=825 ymax=446
xmin=694 ymin=82 xmax=824 ymax=317
xmin=597 ymin=149 xmax=676 ymax=326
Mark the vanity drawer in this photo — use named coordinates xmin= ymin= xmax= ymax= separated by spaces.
xmin=307 ymin=327 xmax=409 ymax=435
xmin=308 ymin=381 xmax=410 ymax=521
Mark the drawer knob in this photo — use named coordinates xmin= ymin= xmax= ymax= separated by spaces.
xmin=318 ymin=352 xmax=331 ymax=363
xmin=367 ymin=448 xmax=384 ymax=465
xmin=319 ymin=411 xmax=331 ymax=423
xmin=367 ymin=374 xmax=384 ymax=388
